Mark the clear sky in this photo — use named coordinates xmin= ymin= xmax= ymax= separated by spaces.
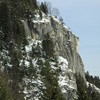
xmin=38 ymin=0 xmax=100 ymax=77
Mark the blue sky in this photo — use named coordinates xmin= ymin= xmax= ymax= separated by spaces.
xmin=38 ymin=0 xmax=100 ymax=76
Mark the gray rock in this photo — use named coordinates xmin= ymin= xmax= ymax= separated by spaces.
xmin=30 ymin=16 xmax=86 ymax=99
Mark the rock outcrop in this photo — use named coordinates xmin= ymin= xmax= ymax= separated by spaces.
xmin=20 ymin=14 xmax=85 ymax=100
xmin=0 ymin=2 xmax=85 ymax=99
xmin=32 ymin=15 xmax=85 ymax=78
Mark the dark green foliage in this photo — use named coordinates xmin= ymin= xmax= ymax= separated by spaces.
xmin=10 ymin=50 xmax=24 ymax=100
xmin=76 ymin=74 xmax=100 ymax=100
xmin=76 ymin=74 xmax=89 ymax=100
xmin=0 ymin=31 xmax=3 ymax=51
xmin=85 ymin=71 xmax=100 ymax=89
xmin=40 ymin=2 xmax=48 ymax=14
xmin=20 ymin=60 xmax=37 ymax=79
xmin=0 ymin=1 xmax=11 ymax=33
xmin=32 ymin=43 xmax=42 ymax=58
xmin=39 ymin=10 xmax=42 ymax=19
xmin=0 ymin=0 xmax=32 ymax=49
xmin=30 ymin=0 xmax=38 ymax=9
xmin=12 ymin=19 xmax=28 ymax=46
xmin=6 ymin=0 xmax=38 ymax=19
xmin=42 ymin=34 xmax=54 ymax=57
xmin=41 ymin=60 xmax=65 ymax=100
xmin=0 ymin=0 xmax=39 ymax=33
xmin=0 ymin=72 xmax=13 ymax=100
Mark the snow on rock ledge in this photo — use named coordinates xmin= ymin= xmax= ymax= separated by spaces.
xmin=57 ymin=56 xmax=77 ymax=99
xmin=87 ymin=81 xmax=100 ymax=93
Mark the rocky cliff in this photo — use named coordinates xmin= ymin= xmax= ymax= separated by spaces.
xmin=28 ymin=14 xmax=85 ymax=100
xmin=0 ymin=1 xmax=90 ymax=100
xmin=25 ymin=14 xmax=85 ymax=78
xmin=0 ymin=12 xmax=85 ymax=100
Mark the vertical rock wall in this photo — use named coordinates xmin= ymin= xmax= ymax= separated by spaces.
xmin=32 ymin=16 xmax=85 ymax=79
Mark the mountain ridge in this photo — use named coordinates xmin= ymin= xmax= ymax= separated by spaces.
xmin=0 ymin=0 xmax=100 ymax=100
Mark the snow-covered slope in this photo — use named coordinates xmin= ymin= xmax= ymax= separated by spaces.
xmin=87 ymin=81 xmax=100 ymax=93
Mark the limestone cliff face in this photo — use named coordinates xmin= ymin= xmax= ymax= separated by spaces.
xmin=0 ymin=11 xmax=85 ymax=99
xmin=31 ymin=15 xmax=85 ymax=78
xmin=1 ymin=1 xmax=100 ymax=99
xmin=21 ymin=15 xmax=86 ymax=99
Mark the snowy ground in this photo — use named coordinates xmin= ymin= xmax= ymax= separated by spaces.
xmin=87 ymin=81 xmax=100 ymax=93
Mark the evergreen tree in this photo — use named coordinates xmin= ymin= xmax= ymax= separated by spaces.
xmin=0 ymin=1 xmax=11 ymax=33
xmin=40 ymin=2 xmax=48 ymax=14
xmin=76 ymin=74 xmax=100 ymax=100
xmin=41 ymin=61 xmax=65 ymax=100
xmin=85 ymin=71 xmax=100 ymax=89
xmin=0 ymin=72 xmax=13 ymax=100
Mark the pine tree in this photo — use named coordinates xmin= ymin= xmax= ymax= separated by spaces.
xmin=0 ymin=72 xmax=13 ymax=100
xmin=40 ymin=2 xmax=48 ymax=14
xmin=42 ymin=34 xmax=54 ymax=57
xmin=41 ymin=61 xmax=65 ymax=100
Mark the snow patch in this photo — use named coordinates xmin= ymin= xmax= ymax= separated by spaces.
xmin=52 ymin=16 xmax=62 ymax=24
xmin=87 ymin=81 xmax=100 ymax=93
xmin=20 ymin=39 xmax=45 ymax=100
xmin=32 ymin=12 xmax=50 ymax=24
xmin=57 ymin=56 xmax=76 ymax=94
xmin=33 ymin=17 xmax=50 ymax=23
xmin=58 ymin=56 xmax=68 ymax=71
xmin=24 ymin=60 xmax=30 ymax=67
xmin=0 ymin=49 xmax=11 ymax=71
xmin=50 ymin=61 xmax=58 ymax=71
xmin=23 ymin=76 xmax=45 ymax=100
xmin=25 ymin=39 xmax=42 ymax=53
